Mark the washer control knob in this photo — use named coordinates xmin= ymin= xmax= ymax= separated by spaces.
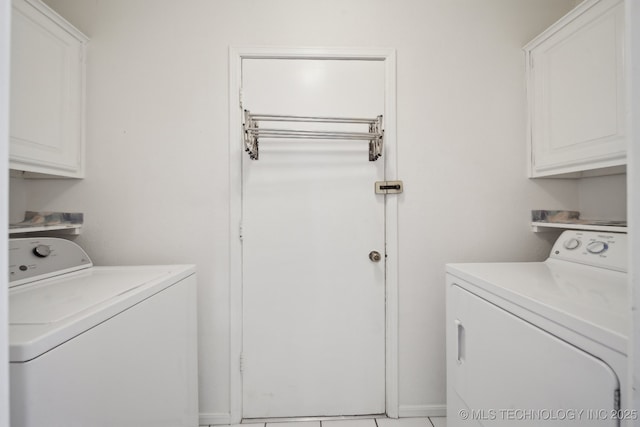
xmin=33 ymin=244 xmax=51 ymax=258
xmin=563 ymin=238 xmax=581 ymax=250
xmin=586 ymin=241 xmax=608 ymax=255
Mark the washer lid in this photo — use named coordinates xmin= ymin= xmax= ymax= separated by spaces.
xmin=9 ymin=265 xmax=196 ymax=362
xmin=10 ymin=269 xmax=170 ymax=324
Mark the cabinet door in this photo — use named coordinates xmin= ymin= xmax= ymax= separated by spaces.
xmin=526 ymin=0 xmax=625 ymax=177
xmin=447 ymin=283 xmax=620 ymax=426
xmin=10 ymin=0 xmax=87 ymax=178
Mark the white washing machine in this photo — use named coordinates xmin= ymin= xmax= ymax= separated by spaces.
xmin=8 ymin=237 xmax=199 ymax=427
xmin=446 ymin=230 xmax=629 ymax=426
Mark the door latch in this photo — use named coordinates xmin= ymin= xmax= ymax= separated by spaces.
xmin=375 ymin=180 xmax=403 ymax=194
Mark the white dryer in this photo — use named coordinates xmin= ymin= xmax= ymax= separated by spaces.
xmin=446 ymin=230 xmax=629 ymax=426
xmin=8 ymin=237 xmax=199 ymax=427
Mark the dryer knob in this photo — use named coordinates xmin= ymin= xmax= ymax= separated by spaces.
xmin=33 ymin=244 xmax=51 ymax=258
xmin=563 ymin=238 xmax=581 ymax=250
xmin=586 ymin=241 xmax=608 ymax=255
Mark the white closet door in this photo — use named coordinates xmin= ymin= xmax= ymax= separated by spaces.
xmin=241 ymin=58 xmax=386 ymax=419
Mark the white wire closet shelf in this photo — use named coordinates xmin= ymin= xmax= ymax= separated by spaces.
xmin=243 ymin=110 xmax=384 ymax=161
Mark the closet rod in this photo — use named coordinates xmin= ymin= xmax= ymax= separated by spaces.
xmin=249 ymin=113 xmax=378 ymax=125
xmin=245 ymin=129 xmax=380 ymax=140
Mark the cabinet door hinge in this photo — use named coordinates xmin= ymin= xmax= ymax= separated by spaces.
xmin=239 ymin=223 xmax=244 ymax=241
xmin=239 ymin=353 xmax=244 ymax=373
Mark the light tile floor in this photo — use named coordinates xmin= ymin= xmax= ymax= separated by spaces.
xmin=208 ymin=416 xmax=447 ymax=427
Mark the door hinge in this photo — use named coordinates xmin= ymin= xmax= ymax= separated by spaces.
xmin=239 ymin=223 xmax=244 ymax=241
xmin=614 ymin=389 xmax=620 ymax=411
xmin=239 ymin=88 xmax=244 ymax=109
xmin=239 ymin=353 xmax=244 ymax=373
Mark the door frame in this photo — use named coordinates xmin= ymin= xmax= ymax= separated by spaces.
xmin=229 ymin=47 xmax=398 ymax=423
xmin=0 ymin=0 xmax=10 ymax=424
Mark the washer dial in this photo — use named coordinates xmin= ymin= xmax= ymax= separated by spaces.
xmin=586 ymin=241 xmax=608 ymax=255
xmin=33 ymin=244 xmax=51 ymax=258
xmin=563 ymin=238 xmax=581 ymax=250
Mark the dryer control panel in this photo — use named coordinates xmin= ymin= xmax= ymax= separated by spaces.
xmin=549 ymin=230 xmax=627 ymax=272
xmin=9 ymin=238 xmax=93 ymax=287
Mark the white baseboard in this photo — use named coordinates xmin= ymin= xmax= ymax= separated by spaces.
xmin=199 ymin=412 xmax=232 ymax=426
xmin=398 ymin=404 xmax=446 ymax=418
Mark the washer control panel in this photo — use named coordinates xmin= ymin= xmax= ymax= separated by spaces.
xmin=9 ymin=238 xmax=93 ymax=287
xmin=550 ymin=230 xmax=627 ymax=272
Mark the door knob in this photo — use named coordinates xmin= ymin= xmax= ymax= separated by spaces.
xmin=369 ymin=251 xmax=382 ymax=262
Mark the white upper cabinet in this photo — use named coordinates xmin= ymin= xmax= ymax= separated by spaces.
xmin=10 ymin=0 xmax=88 ymax=178
xmin=524 ymin=0 xmax=626 ymax=178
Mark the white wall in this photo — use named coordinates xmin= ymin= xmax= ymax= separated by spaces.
xmin=18 ymin=0 xmax=578 ymax=421
xmin=578 ymin=174 xmax=627 ymax=220
xmin=9 ymin=176 xmax=27 ymax=223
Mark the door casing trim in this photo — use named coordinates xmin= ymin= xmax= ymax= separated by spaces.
xmin=229 ymin=46 xmax=398 ymax=423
